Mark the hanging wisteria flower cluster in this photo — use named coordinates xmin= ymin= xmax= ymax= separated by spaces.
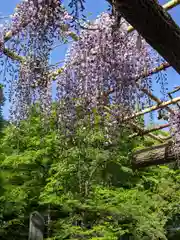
xmin=7 ymin=0 xmax=73 ymax=121
xmin=10 ymin=0 xmax=68 ymax=38
xmin=56 ymin=13 xmax=157 ymax=133
xmin=0 ymin=1 xmax=162 ymax=138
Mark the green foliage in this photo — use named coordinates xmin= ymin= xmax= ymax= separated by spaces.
xmin=0 ymin=111 xmax=179 ymax=239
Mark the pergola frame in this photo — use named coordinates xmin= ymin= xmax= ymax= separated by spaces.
xmin=1 ymin=0 xmax=180 ymax=167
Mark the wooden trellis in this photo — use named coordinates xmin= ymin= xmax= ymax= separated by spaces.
xmin=1 ymin=0 xmax=180 ymax=168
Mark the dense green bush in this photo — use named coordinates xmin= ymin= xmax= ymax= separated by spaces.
xmin=0 ymin=112 xmax=179 ymax=239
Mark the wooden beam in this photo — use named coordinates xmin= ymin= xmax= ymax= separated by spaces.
xmin=132 ymin=140 xmax=179 ymax=168
xmin=113 ymin=0 xmax=180 ymax=74
xmin=127 ymin=0 xmax=180 ymax=32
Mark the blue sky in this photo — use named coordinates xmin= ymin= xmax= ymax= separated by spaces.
xmin=0 ymin=0 xmax=179 ymax=123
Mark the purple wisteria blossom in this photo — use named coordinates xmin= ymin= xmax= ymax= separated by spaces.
xmin=8 ymin=0 xmax=73 ymax=122
xmin=56 ymin=13 xmax=157 ymax=132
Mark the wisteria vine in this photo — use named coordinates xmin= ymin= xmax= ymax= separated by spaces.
xmin=0 ymin=0 xmax=178 ymax=147
xmin=1 ymin=0 xmax=73 ymax=121
xmin=56 ymin=13 xmax=157 ymax=134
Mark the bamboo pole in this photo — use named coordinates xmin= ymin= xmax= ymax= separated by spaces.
xmin=162 ymin=0 xmax=180 ymax=11
xmin=127 ymin=0 xmax=180 ymax=33
xmin=128 ymin=121 xmax=164 ymax=142
xmin=102 ymin=65 xmax=174 ymax=116
xmin=3 ymin=48 xmax=25 ymax=62
xmin=168 ymin=86 xmax=180 ymax=95
xmin=50 ymin=60 xmax=170 ymax=83
xmin=1 ymin=28 xmax=26 ymax=62
xmin=1 ymin=27 xmax=78 ymax=63
xmin=135 ymin=62 xmax=170 ymax=80
xmin=168 ymin=87 xmax=180 ymax=109
xmin=123 ymin=96 xmax=180 ymax=121
xmin=129 ymin=123 xmax=170 ymax=138
xmin=1 ymin=28 xmax=78 ymax=63
xmin=161 ymin=135 xmax=172 ymax=141
xmin=104 ymin=97 xmax=180 ymax=124
xmin=141 ymin=132 xmax=164 ymax=142
xmin=135 ymin=82 xmax=174 ymax=114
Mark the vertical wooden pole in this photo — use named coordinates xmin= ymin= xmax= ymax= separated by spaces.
xmin=28 ymin=211 xmax=45 ymax=240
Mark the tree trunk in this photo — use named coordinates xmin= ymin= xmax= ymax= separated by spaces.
xmin=132 ymin=141 xmax=180 ymax=168
xmin=111 ymin=0 xmax=180 ymax=74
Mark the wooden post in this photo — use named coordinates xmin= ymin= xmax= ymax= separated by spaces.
xmin=28 ymin=211 xmax=45 ymax=240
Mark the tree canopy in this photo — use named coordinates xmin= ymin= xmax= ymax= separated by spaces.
xmin=0 ymin=110 xmax=179 ymax=239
